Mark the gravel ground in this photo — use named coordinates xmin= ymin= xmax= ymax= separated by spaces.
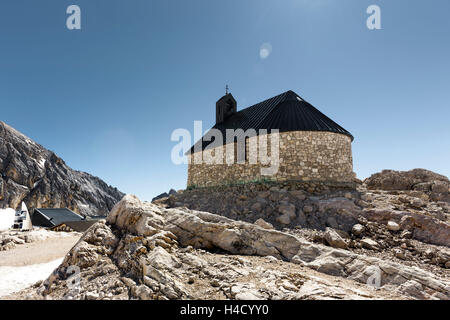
xmin=0 ymin=235 xmax=80 ymax=267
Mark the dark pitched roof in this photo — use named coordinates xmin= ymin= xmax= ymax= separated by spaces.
xmin=33 ymin=208 xmax=84 ymax=227
xmin=63 ymin=220 xmax=98 ymax=232
xmin=188 ymin=90 xmax=353 ymax=153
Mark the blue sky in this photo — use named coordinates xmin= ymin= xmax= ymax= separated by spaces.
xmin=1 ymin=0 xmax=449 ymax=200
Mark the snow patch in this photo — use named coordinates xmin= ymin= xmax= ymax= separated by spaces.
xmin=37 ymin=158 xmax=46 ymax=169
xmin=0 ymin=258 xmax=63 ymax=297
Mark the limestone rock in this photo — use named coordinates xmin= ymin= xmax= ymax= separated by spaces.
xmin=399 ymin=216 xmax=415 ymax=230
xmin=364 ymin=169 xmax=449 ymax=191
xmin=361 ymin=208 xmax=449 ymax=247
xmin=432 ymin=181 xmax=449 ymax=193
xmin=360 ymin=238 xmax=380 ymax=250
xmin=400 ymin=230 xmax=413 ymax=239
xmin=410 ymin=198 xmax=425 ymax=209
xmin=387 ymin=221 xmax=400 ymax=231
xmin=20 ymin=195 xmax=449 ymax=301
xmin=254 ymin=218 xmax=274 ymax=230
xmin=351 ymin=224 xmax=365 ymax=236
xmin=324 ymin=228 xmax=348 ymax=249
xmin=393 ymin=248 xmax=406 ymax=260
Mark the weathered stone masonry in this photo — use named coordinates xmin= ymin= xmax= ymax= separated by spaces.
xmin=187 ymin=131 xmax=354 ymax=187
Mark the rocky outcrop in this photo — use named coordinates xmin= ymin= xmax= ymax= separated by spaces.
xmin=27 ymin=195 xmax=449 ymax=300
xmin=364 ymin=169 xmax=449 ymax=193
xmin=358 ymin=187 xmax=450 ymax=246
xmin=360 ymin=207 xmax=449 ymax=247
xmin=0 ymin=121 xmax=124 ymax=216
xmin=159 ymin=183 xmax=449 ymax=248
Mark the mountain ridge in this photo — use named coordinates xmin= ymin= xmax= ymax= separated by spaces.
xmin=0 ymin=121 xmax=124 ymax=216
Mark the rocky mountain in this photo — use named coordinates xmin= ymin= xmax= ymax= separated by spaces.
xmin=0 ymin=121 xmax=124 ymax=216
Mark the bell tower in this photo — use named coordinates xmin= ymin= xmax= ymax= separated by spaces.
xmin=216 ymin=86 xmax=237 ymax=124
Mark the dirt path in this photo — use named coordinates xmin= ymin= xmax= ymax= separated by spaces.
xmin=0 ymin=235 xmax=80 ymax=267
